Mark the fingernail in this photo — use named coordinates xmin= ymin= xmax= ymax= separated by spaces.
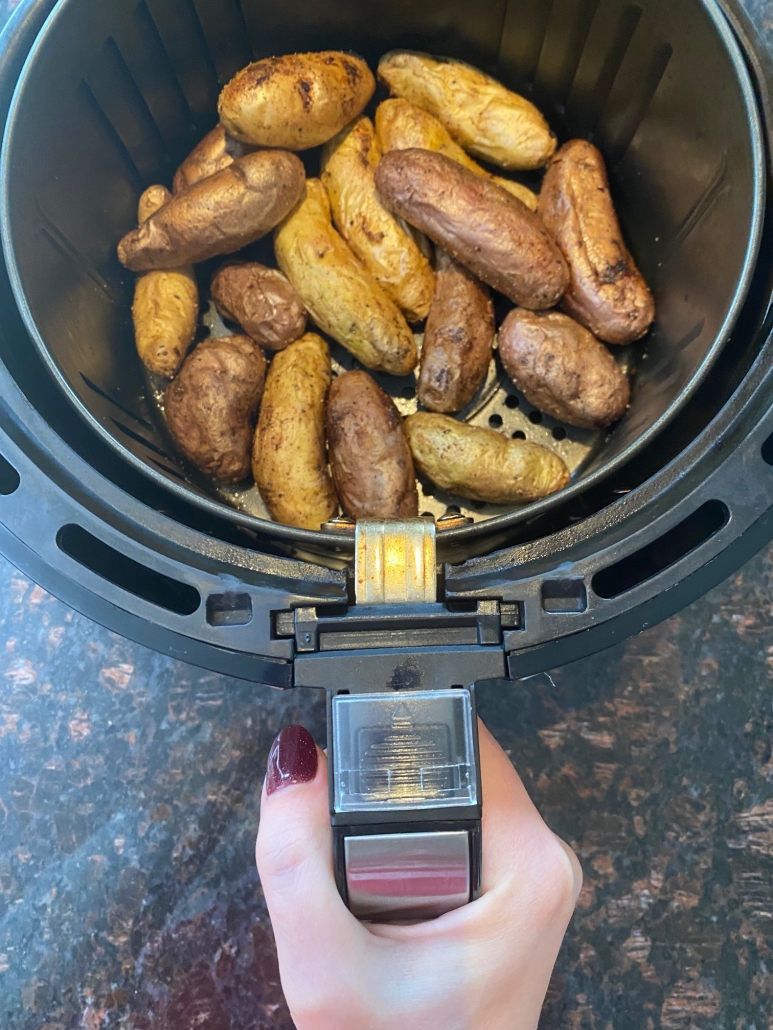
xmin=265 ymin=725 xmax=318 ymax=796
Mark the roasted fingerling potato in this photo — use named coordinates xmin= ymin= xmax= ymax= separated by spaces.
xmin=375 ymin=98 xmax=538 ymax=210
xmin=327 ymin=370 xmax=419 ymax=519
xmin=538 ymin=140 xmax=655 ymax=345
xmin=132 ymin=185 xmax=198 ymax=379
xmin=274 ymin=179 xmax=418 ymax=375
xmin=118 ymin=150 xmax=305 ymax=271
xmin=418 ymin=249 xmax=494 ymax=413
xmin=378 ymin=50 xmax=556 ymax=171
xmin=164 ymin=335 xmax=267 ymax=483
xmin=211 ymin=262 xmax=307 ymax=351
xmin=321 ymin=117 xmax=435 ymax=322
xmin=172 ymin=125 xmax=255 ymax=194
xmin=499 ymin=309 xmax=631 ymax=429
xmin=253 ymin=333 xmax=339 ymax=530
xmin=406 ymin=412 xmax=570 ymax=504
xmin=375 ymin=149 xmax=569 ymax=309
xmin=219 ymin=51 xmax=375 ymax=150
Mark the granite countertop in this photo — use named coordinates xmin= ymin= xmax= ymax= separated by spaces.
xmin=2 ymin=0 xmax=773 ymax=1027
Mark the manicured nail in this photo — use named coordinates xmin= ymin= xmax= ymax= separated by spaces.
xmin=265 ymin=725 xmax=318 ymax=796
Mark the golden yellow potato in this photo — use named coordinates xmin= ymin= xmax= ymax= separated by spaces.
xmin=321 ymin=117 xmax=435 ymax=321
xmin=405 ymin=413 xmax=570 ymax=504
xmin=253 ymin=333 xmax=339 ymax=530
xmin=218 ymin=51 xmax=375 ymax=150
xmin=378 ymin=51 xmax=556 ymax=171
xmin=131 ymin=185 xmax=198 ymax=378
xmin=375 ymin=99 xmax=538 ymax=210
xmin=274 ymin=179 xmax=418 ymax=375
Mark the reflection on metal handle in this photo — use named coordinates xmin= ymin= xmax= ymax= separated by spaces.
xmin=355 ymin=519 xmax=436 ymax=605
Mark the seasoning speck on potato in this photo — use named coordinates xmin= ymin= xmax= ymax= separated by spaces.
xmin=538 ymin=139 xmax=655 ymax=345
xmin=211 ymin=262 xmax=307 ymax=351
xmin=118 ymin=150 xmax=305 ymax=271
xmin=378 ymin=50 xmax=556 ymax=171
xmin=172 ymin=125 xmax=255 ymax=194
xmin=321 ymin=116 xmax=435 ymax=321
xmin=165 ymin=335 xmax=267 ymax=483
xmin=253 ymin=332 xmax=339 ymax=530
xmin=418 ymin=249 xmax=494 ymax=413
xmin=327 ymin=370 xmax=418 ymax=519
xmin=274 ymin=179 xmax=418 ymax=375
xmin=406 ymin=412 xmax=570 ymax=504
xmin=218 ymin=51 xmax=375 ymax=150
xmin=499 ymin=309 xmax=630 ymax=429
xmin=132 ymin=185 xmax=198 ymax=379
xmin=375 ymin=149 xmax=569 ymax=309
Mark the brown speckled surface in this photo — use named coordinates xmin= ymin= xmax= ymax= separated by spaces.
xmin=1 ymin=0 xmax=773 ymax=1027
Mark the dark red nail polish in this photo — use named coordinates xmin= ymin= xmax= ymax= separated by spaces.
xmin=265 ymin=725 xmax=318 ymax=795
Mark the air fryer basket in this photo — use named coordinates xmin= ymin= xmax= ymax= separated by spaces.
xmin=0 ymin=0 xmax=770 ymax=687
xmin=0 ymin=0 xmax=766 ymax=549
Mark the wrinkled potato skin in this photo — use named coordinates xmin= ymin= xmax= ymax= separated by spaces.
xmin=418 ymin=249 xmax=494 ymax=413
xmin=538 ymin=140 xmax=655 ymax=345
xmin=321 ymin=117 xmax=435 ymax=322
xmin=172 ymin=125 xmax=255 ymax=194
xmin=378 ymin=51 xmax=556 ymax=171
xmin=375 ymin=150 xmax=568 ymax=309
xmin=132 ymin=185 xmax=198 ymax=379
xmin=211 ymin=262 xmax=306 ymax=351
xmin=499 ymin=309 xmax=630 ymax=429
xmin=118 ymin=150 xmax=305 ymax=271
xmin=327 ymin=370 xmax=419 ymax=519
xmin=375 ymin=99 xmax=538 ymax=210
xmin=165 ymin=335 xmax=266 ymax=482
xmin=253 ymin=333 xmax=339 ymax=530
xmin=219 ymin=51 xmax=375 ymax=150
xmin=274 ymin=180 xmax=418 ymax=375
xmin=406 ymin=413 xmax=569 ymax=504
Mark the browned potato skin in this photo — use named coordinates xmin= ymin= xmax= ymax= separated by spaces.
xmin=118 ymin=150 xmax=305 ymax=271
xmin=172 ymin=125 xmax=255 ymax=194
xmin=538 ymin=140 xmax=655 ymax=345
xmin=418 ymin=249 xmax=494 ymax=413
xmin=253 ymin=333 xmax=339 ymax=530
xmin=327 ymin=370 xmax=418 ymax=520
xmin=132 ymin=186 xmax=198 ymax=379
xmin=321 ymin=117 xmax=435 ymax=322
xmin=165 ymin=335 xmax=267 ymax=483
xmin=218 ymin=52 xmax=375 ymax=150
xmin=375 ymin=99 xmax=539 ymax=211
xmin=499 ymin=309 xmax=630 ymax=429
xmin=375 ymin=149 xmax=569 ymax=309
xmin=211 ymin=262 xmax=307 ymax=351
xmin=405 ymin=412 xmax=570 ymax=504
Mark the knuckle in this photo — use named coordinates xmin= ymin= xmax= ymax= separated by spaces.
xmin=255 ymin=823 xmax=310 ymax=885
xmin=531 ymin=832 xmax=581 ymax=925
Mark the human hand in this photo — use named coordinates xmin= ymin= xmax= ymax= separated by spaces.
xmin=256 ymin=719 xmax=582 ymax=1030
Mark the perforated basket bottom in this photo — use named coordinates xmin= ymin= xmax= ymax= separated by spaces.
xmin=148 ymin=299 xmax=638 ymax=526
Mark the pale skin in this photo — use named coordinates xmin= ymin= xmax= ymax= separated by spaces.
xmin=256 ymin=721 xmax=583 ymax=1030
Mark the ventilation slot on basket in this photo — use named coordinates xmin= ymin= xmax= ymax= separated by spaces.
xmin=603 ymin=40 xmax=672 ymax=166
xmin=536 ymin=0 xmax=602 ymax=108
xmin=206 ymin=592 xmax=253 ymax=626
xmin=592 ymin=500 xmax=728 ymax=599
xmin=57 ymin=524 xmax=200 ymax=615
xmin=0 ymin=453 xmax=20 ymax=496
xmin=190 ymin=0 xmax=253 ymax=84
xmin=144 ymin=0 xmax=219 ymax=124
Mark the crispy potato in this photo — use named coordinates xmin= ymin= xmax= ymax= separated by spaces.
xmin=132 ymin=185 xmax=198 ymax=378
xmin=538 ymin=140 xmax=655 ymax=345
xmin=172 ymin=125 xmax=255 ymax=194
xmin=405 ymin=412 xmax=569 ymax=504
xmin=499 ymin=309 xmax=630 ymax=429
xmin=253 ymin=333 xmax=339 ymax=529
xmin=211 ymin=262 xmax=306 ymax=351
xmin=321 ymin=117 xmax=435 ymax=322
xmin=418 ymin=249 xmax=494 ymax=413
xmin=375 ymin=98 xmax=538 ymax=210
xmin=118 ymin=150 xmax=305 ymax=272
xmin=327 ymin=370 xmax=418 ymax=519
xmin=375 ymin=149 xmax=568 ymax=309
xmin=165 ymin=335 xmax=266 ymax=482
xmin=274 ymin=179 xmax=418 ymax=375
xmin=219 ymin=51 xmax=375 ymax=150
xmin=378 ymin=51 xmax=556 ymax=171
